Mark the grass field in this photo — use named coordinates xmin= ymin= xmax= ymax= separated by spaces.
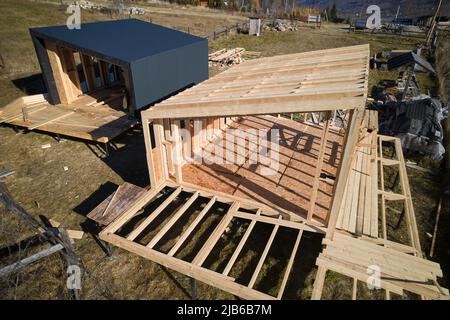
xmin=0 ymin=0 xmax=447 ymax=299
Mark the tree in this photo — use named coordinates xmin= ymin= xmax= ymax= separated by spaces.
xmin=329 ymin=3 xmax=338 ymax=22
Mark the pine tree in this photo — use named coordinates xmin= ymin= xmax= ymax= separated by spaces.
xmin=330 ymin=3 xmax=338 ymax=22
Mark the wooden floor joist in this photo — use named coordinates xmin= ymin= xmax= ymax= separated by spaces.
xmin=99 ymin=182 xmax=325 ymax=300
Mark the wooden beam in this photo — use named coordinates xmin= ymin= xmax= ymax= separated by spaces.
xmin=143 ymin=96 xmax=365 ymax=120
xmin=154 ymin=119 xmax=169 ymax=181
xmin=146 ymin=191 xmax=200 ymax=248
xmin=248 ymin=217 xmax=280 ymax=288
xmin=45 ymin=41 xmax=73 ymax=104
xmin=142 ymin=118 xmax=157 ymax=188
xmin=234 ymin=211 xmax=325 ymax=234
xmin=307 ymin=112 xmax=331 ymax=221
xmin=168 ymin=196 xmax=217 ymax=257
xmin=126 ymin=187 xmax=182 ymax=241
xmin=170 ymin=120 xmax=183 ymax=183
xmin=100 ymin=233 xmax=276 ymax=300
xmin=222 ymin=209 xmax=261 ymax=277
xmin=80 ymin=53 xmax=96 ymax=92
xmin=277 ymin=228 xmax=304 ymax=299
xmin=311 ymin=266 xmax=327 ymax=300
xmin=192 ymin=201 xmax=240 ymax=266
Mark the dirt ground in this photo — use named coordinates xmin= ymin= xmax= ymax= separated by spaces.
xmin=0 ymin=0 xmax=447 ymax=300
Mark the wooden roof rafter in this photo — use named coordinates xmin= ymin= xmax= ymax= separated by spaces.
xmin=141 ymin=44 xmax=370 ymax=120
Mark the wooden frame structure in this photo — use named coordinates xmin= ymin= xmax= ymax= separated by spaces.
xmin=311 ymin=122 xmax=448 ymax=300
xmin=97 ymin=45 xmax=370 ymax=299
xmin=95 ymin=44 xmax=447 ymax=299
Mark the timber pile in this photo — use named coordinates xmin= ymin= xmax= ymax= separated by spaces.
xmin=336 ymin=129 xmax=378 ymax=237
xmin=315 ymin=232 xmax=449 ymax=299
xmin=208 ymin=48 xmax=245 ymax=67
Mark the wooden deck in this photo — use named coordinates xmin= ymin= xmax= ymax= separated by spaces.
xmin=0 ymin=87 xmax=137 ymax=143
xmin=182 ymin=115 xmax=344 ymax=224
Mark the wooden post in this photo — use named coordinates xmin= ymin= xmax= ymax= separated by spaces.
xmin=171 ymin=120 xmax=183 ymax=184
xmin=307 ymin=111 xmax=331 ymax=221
xmin=311 ymin=266 xmax=327 ymax=300
xmin=142 ymin=117 xmax=157 ymax=187
xmin=325 ymin=108 xmax=364 ymax=239
xmin=80 ymin=53 xmax=96 ymax=92
xmin=154 ymin=119 xmax=170 ymax=181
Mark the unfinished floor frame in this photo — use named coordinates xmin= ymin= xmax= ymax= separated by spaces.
xmin=95 ymin=44 xmax=447 ymax=299
xmin=100 ymin=180 xmax=325 ymax=299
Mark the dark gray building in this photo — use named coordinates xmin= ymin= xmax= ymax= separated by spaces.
xmin=30 ymin=19 xmax=208 ymax=113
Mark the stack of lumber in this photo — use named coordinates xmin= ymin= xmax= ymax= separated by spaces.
xmin=208 ymin=48 xmax=245 ymax=67
xmin=317 ymin=233 xmax=449 ymax=299
xmin=362 ymin=109 xmax=378 ymax=131
xmin=336 ymin=129 xmax=378 ymax=237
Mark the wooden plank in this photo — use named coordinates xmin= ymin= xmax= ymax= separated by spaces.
xmin=142 ymin=119 xmax=157 ymax=188
xmin=144 ymin=96 xmax=365 ymax=120
xmin=316 ymin=255 xmax=404 ymax=295
xmin=126 ymin=187 xmax=183 ymax=241
xmin=0 ymin=106 xmax=47 ymax=124
xmin=348 ymin=144 xmax=363 ymax=233
xmin=378 ymin=191 xmax=406 ymax=201
xmin=168 ymin=196 xmax=217 ymax=257
xmin=322 ymin=246 xmax=434 ymax=281
xmin=352 ymin=278 xmax=358 ymax=300
xmin=170 ymin=120 xmax=183 ymax=183
xmin=154 ymin=119 xmax=169 ymax=181
xmin=234 ymin=211 xmax=325 ymax=233
xmin=326 ymin=236 xmax=442 ymax=274
xmin=369 ymin=132 xmax=379 ymax=237
xmin=326 ymin=108 xmax=364 ymax=239
xmin=146 ymin=191 xmax=200 ymax=248
xmin=27 ymin=111 xmax=74 ymax=130
xmin=101 ymin=233 xmax=275 ymax=300
xmin=222 ymin=209 xmax=261 ymax=277
xmin=277 ymin=228 xmax=304 ymax=299
xmin=394 ymin=138 xmax=422 ymax=256
xmin=87 ymin=183 xmax=147 ymax=226
xmin=102 ymin=182 xmax=167 ymax=234
xmin=311 ymin=266 xmax=327 ymax=300
xmin=192 ymin=201 xmax=240 ymax=266
xmin=307 ymin=112 xmax=330 ymax=221
xmin=248 ymin=218 xmax=280 ymax=288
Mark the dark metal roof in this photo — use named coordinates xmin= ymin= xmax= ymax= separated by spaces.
xmin=387 ymin=51 xmax=435 ymax=74
xmin=30 ymin=19 xmax=205 ymax=64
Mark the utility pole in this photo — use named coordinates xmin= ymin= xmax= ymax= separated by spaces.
xmin=426 ymin=0 xmax=443 ymax=46
xmin=395 ymin=5 xmax=400 ymax=21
